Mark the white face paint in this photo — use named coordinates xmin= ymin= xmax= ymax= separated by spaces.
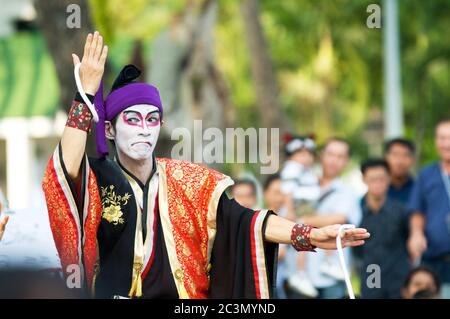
xmin=113 ymin=104 xmax=161 ymax=161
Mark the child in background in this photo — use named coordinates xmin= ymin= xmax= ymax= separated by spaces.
xmin=281 ymin=134 xmax=320 ymax=213
xmin=280 ymin=134 xmax=321 ymax=298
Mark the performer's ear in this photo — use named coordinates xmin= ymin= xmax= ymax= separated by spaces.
xmin=105 ymin=121 xmax=116 ymax=140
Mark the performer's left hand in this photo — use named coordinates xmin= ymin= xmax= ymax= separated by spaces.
xmin=310 ymin=224 xmax=370 ymax=250
xmin=0 ymin=215 xmax=8 ymax=241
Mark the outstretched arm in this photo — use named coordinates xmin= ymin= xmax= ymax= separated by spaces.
xmin=61 ymin=31 xmax=108 ymax=179
xmin=264 ymin=214 xmax=370 ymax=250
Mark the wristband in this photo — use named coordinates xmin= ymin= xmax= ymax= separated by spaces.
xmin=291 ymin=223 xmax=316 ymax=252
xmin=66 ymin=101 xmax=93 ymax=133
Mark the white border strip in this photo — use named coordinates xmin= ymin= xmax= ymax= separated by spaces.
xmin=143 ymin=173 xmax=159 ymax=269
xmin=253 ymin=209 xmax=270 ymax=299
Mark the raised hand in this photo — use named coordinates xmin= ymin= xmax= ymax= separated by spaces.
xmin=72 ymin=31 xmax=108 ymax=95
xmin=310 ymin=224 xmax=370 ymax=250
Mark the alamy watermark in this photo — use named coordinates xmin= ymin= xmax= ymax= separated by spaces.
xmin=366 ymin=4 xmax=381 ymax=29
xmin=366 ymin=263 xmax=381 ymax=289
xmin=68 ymin=3 xmax=382 ymax=30
xmin=170 ymin=121 xmax=280 ymax=175
xmin=66 ymin=264 xmax=82 ymax=289
xmin=66 ymin=4 xmax=81 ymax=29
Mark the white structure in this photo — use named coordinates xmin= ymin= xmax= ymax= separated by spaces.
xmin=383 ymin=0 xmax=404 ymax=138
xmin=0 ymin=115 xmax=65 ymax=210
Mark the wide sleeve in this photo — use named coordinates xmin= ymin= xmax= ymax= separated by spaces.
xmin=41 ymin=142 xmax=102 ymax=290
xmin=208 ymin=193 xmax=278 ymax=299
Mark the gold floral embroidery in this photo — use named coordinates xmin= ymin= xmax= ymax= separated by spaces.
xmin=100 ymin=185 xmax=130 ymax=225
xmin=172 ymin=168 xmax=184 ymax=181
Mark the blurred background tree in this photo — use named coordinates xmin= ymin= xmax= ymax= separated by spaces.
xmin=34 ymin=0 xmax=93 ymax=112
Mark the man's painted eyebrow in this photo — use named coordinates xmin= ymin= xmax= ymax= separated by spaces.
xmin=123 ymin=110 xmax=160 ymax=115
xmin=147 ymin=110 xmax=160 ymax=116
xmin=123 ymin=110 xmax=141 ymax=116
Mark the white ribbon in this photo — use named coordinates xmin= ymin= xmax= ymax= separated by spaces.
xmin=336 ymin=224 xmax=356 ymax=299
xmin=73 ymin=63 xmax=99 ymax=123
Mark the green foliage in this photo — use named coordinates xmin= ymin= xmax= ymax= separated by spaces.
xmin=89 ymin=0 xmax=186 ymax=43
xmin=0 ymin=32 xmax=59 ymax=118
xmin=213 ymin=0 xmax=386 ymax=164
xmin=399 ymin=0 xmax=450 ymax=165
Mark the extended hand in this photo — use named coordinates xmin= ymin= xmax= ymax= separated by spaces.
xmin=310 ymin=224 xmax=370 ymax=250
xmin=72 ymin=31 xmax=108 ymax=95
xmin=0 ymin=215 xmax=9 ymax=241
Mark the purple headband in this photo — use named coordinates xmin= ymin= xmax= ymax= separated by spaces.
xmin=94 ymin=81 xmax=163 ymax=158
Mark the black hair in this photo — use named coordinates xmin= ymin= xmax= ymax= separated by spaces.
xmin=360 ymin=158 xmax=390 ymax=175
xmin=231 ymin=179 xmax=257 ymax=196
xmin=111 ymin=64 xmax=141 ymax=92
xmin=403 ymin=266 xmax=441 ymax=292
xmin=263 ymin=173 xmax=281 ymax=192
xmin=384 ymin=137 xmax=416 ymax=155
xmin=322 ymin=137 xmax=352 ymax=157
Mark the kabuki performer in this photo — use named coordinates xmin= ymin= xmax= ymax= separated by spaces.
xmin=42 ymin=31 xmax=369 ymax=299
